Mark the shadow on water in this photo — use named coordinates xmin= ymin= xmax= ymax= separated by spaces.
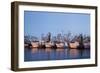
xmin=24 ymin=48 xmax=90 ymax=62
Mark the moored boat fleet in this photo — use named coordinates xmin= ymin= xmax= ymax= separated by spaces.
xmin=25 ymin=32 xmax=90 ymax=49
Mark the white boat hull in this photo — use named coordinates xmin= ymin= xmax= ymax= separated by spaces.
xmin=31 ymin=42 xmax=39 ymax=48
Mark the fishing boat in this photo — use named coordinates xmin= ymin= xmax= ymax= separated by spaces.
xmin=51 ymin=42 xmax=57 ymax=48
xmin=39 ymin=41 xmax=45 ymax=48
xmin=65 ymin=42 xmax=68 ymax=48
xmin=68 ymin=41 xmax=79 ymax=49
xmin=56 ymin=42 xmax=65 ymax=48
xmin=68 ymin=34 xmax=85 ymax=49
xmin=24 ymin=43 xmax=29 ymax=47
xmin=45 ymin=42 xmax=52 ymax=48
xmin=31 ymin=41 xmax=39 ymax=48
xmin=83 ymin=42 xmax=90 ymax=49
xmin=24 ymin=41 xmax=31 ymax=48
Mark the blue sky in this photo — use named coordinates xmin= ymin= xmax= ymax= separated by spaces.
xmin=24 ymin=11 xmax=90 ymax=38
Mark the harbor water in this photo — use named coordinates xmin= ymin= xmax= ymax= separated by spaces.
xmin=24 ymin=48 xmax=90 ymax=61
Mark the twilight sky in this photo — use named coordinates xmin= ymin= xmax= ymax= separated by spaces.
xmin=24 ymin=11 xmax=90 ymax=38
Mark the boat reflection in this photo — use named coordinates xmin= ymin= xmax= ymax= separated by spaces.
xmin=68 ymin=49 xmax=80 ymax=59
xmin=45 ymin=48 xmax=52 ymax=52
xmin=24 ymin=48 xmax=90 ymax=61
xmin=31 ymin=48 xmax=38 ymax=53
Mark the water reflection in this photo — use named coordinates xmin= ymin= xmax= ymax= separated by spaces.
xmin=45 ymin=48 xmax=52 ymax=52
xmin=31 ymin=48 xmax=38 ymax=53
xmin=24 ymin=48 xmax=90 ymax=61
xmin=68 ymin=49 xmax=80 ymax=59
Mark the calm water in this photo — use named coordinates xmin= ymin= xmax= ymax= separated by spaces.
xmin=24 ymin=48 xmax=90 ymax=61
